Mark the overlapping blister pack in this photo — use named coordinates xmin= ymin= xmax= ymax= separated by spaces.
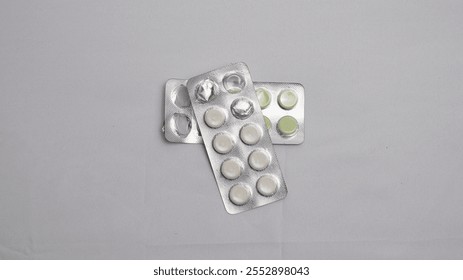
xmin=163 ymin=62 xmax=305 ymax=214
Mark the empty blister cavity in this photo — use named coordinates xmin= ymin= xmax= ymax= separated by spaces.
xmin=278 ymin=89 xmax=298 ymax=110
xmin=220 ymin=158 xmax=243 ymax=180
xmin=256 ymin=175 xmax=279 ymax=197
xmin=229 ymin=184 xmax=251 ymax=206
xmin=240 ymin=123 xmax=262 ymax=145
xmin=195 ymin=79 xmax=219 ymax=102
xmin=204 ymin=107 xmax=226 ymax=128
xmin=277 ymin=115 xmax=299 ymax=137
xmin=223 ymin=73 xmax=245 ymax=93
xmin=256 ymin=88 xmax=271 ymax=109
xmin=172 ymin=113 xmax=192 ymax=137
xmin=172 ymin=85 xmax=191 ymax=108
xmin=164 ymin=79 xmax=201 ymax=143
xmin=230 ymin=98 xmax=254 ymax=119
xmin=248 ymin=149 xmax=271 ymax=171
xmin=213 ymin=133 xmax=235 ymax=154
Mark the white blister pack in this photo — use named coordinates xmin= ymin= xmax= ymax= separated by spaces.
xmin=186 ymin=63 xmax=288 ymax=214
xmin=164 ymin=79 xmax=304 ymax=145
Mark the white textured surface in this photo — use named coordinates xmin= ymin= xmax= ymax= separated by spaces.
xmin=1 ymin=0 xmax=463 ymax=259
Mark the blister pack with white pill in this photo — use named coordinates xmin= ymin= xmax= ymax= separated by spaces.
xmin=186 ymin=62 xmax=287 ymax=214
xmin=164 ymin=79 xmax=304 ymax=145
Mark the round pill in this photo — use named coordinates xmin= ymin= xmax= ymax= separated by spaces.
xmin=240 ymin=124 xmax=262 ymax=145
xmin=277 ymin=115 xmax=299 ymax=137
xmin=223 ymin=73 xmax=245 ymax=93
xmin=263 ymin=115 xmax=271 ymax=130
xmin=204 ymin=107 xmax=226 ymax=128
xmin=248 ymin=149 xmax=271 ymax=171
xmin=278 ymin=89 xmax=298 ymax=110
xmin=230 ymin=98 xmax=254 ymax=120
xmin=256 ymin=88 xmax=271 ymax=109
xmin=221 ymin=158 xmax=242 ymax=180
xmin=195 ymin=79 xmax=218 ymax=103
xmin=212 ymin=133 xmax=234 ymax=154
xmin=256 ymin=175 xmax=279 ymax=197
xmin=229 ymin=184 xmax=251 ymax=206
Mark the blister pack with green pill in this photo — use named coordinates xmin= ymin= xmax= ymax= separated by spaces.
xmin=163 ymin=80 xmax=305 ymax=145
xmin=255 ymin=82 xmax=305 ymax=144
xmin=162 ymin=62 xmax=305 ymax=214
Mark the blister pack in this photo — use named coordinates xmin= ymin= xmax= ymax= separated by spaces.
xmin=186 ymin=62 xmax=287 ymax=214
xmin=255 ymin=82 xmax=305 ymax=144
xmin=164 ymin=79 xmax=201 ymax=143
xmin=164 ymin=79 xmax=304 ymax=144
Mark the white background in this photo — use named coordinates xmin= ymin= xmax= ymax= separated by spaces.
xmin=1 ymin=0 xmax=462 ymax=259
xmin=2 ymin=260 xmax=463 ymax=280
